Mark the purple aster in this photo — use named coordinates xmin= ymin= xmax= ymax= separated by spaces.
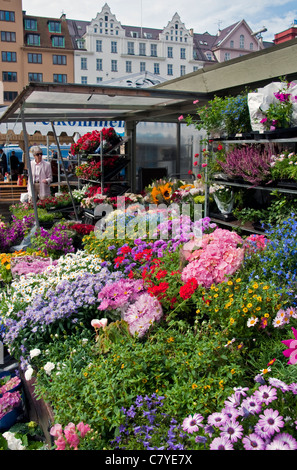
xmin=265 ymin=439 xmax=290 ymax=450
xmin=242 ymin=433 xmax=266 ymax=450
xmin=224 ymin=391 xmax=242 ymax=408
xmin=207 ymin=412 xmax=227 ymax=428
xmin=233 ymin=386 xmax=249 ymax=397
xmin=257 ymin=409 xmax=284 ymax=436
xmin=222 ymin=406 xmax=240 ymax=421
xmin=273 ymin=432 xmax=297 ymax=450
xmin=239 ymin=396 xmax=262 ymax=416
xmin=220 ymin=419 xmax=244 ymax=443
xmin=209 ymin=436 xmax=234 ymax=450
xmin=268 ymin=377 xmax=289 ymax=393
xmin=288 ymin=382 xmax=297 ymax=395
xmin=253 ymin=385 xmax=277 ymax=405
xmin=182 ymin=413 xmax=204 ymax=434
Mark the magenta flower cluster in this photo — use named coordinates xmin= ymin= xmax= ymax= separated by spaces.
xmin=182 ymin=376 xmax=297 ymax=450
xmin=0 ymin=376 xmax=21 ymax=395
xmin=181 ymin=228 xmax=245 ymax=288
xmin=0 ymin=215 xmax=35 ymax=252
xmin=32 ymin=224 xmax=75 ymax=258
xmin=0 ymin=390 xmax=21 ymax=420
xmin=11 ymin=256 xmax=57 ymax=278
xmin=218 ymin=145 xmax=274 ymax=185
xmin=98 ymin=278 xmax=163 ymax=337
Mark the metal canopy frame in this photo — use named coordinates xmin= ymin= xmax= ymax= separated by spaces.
xmin=0 ymin=82 xmax=208 ymax=124
xmin=0 ymin=82 xmax=208 ymax=229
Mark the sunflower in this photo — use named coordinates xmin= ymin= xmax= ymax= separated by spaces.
xmin=151 ymin=182 xmax=173 ymax=204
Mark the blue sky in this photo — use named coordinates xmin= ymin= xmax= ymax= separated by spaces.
xmin=22 ymin=0 xmax=297 ymax=42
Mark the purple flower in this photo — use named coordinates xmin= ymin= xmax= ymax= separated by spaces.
xmin=257 ymin=409 xmax=284 ymax=436
xmin=182 ymin=413 xmax=204 ymax=434
xmin=253 ymin=385 xmax=277 ymax=406
xmin=242 ymin=433 xmax=266 ymax=450
xmin=209 ymin=436 xmax=234 ymax=450
xmin=220 ymin=419 xmax=244 ymax=443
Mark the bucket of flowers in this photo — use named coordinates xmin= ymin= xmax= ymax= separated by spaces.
xmin=0 ymin=372 xmax=23 ymax=432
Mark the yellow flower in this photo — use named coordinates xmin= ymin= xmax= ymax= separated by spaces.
xmin=231 ymin=369 xmax=235 ymax=375
xmin=167 ymin=337 xmax=174 ymax=343
xmin=192 ymin=383 xmax=198 ymax=389
xmin=227 ymin=280 xmax=233 ymax=285
xmin=236 ymin=278 xmax=241 ymax=283
xmin=247 ymin=303 xmax=252 ymax=308
xmin=230 ymin=318 xmax=235 ymax=325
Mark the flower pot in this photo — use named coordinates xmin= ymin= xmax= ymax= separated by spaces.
xmin=276 ymin=179 xmax=297 ymax=189
xmin=0 ymin=407 xmax=20 ymax=432
xmin=213 ymin=190 xmax=234 ymax=215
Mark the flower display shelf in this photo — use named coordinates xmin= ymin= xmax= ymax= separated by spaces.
xmin=206 ymin=135 xmax=297 ymax=233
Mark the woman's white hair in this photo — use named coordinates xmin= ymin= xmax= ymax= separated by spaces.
xmin=31 ymin=145 xmax=42 ymax=155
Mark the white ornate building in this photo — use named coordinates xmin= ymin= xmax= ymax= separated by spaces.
xmin=67 ymin=3 xmax=272 ymax=85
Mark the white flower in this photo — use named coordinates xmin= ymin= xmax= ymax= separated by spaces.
xmin=3 ymin=432 xmax=26 ymax=450
xmin=44 ymin=362 xmax=55 ymax=375
xmin=91 ymin=318 xmax=108 ymax=329
xmin=24 ymin=366 xmax=34 ymax=381
xmin=29 ymin=348 xmax=41 ymax=359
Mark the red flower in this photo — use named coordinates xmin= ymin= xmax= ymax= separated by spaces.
xmin=179 ymin=278 xmax=198 ymax=300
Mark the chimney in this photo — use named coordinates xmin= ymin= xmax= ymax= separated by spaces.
xmin=189 ymin=28 xmax=194 ymax=36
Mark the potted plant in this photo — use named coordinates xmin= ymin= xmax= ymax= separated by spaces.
xmin=270 ymin=151 xmax=297 ymax=187
xmin=211 ymin=184 xmax=234 ymax=217
xmin=217 ymin=144 xmax=273 ymax=185
xmin=185 ymin=90 xmax=252 ymax=138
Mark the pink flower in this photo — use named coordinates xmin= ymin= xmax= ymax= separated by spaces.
xmin=91 ymin=318 xmax=108 ymax=329
xmin=55 ymin=436 xmax=66 ymax=450
xmin=76 ymin=422 xmax=91 ymax=438
xmin=178 ymin=115 xmax=184 ymax=121
xmin=50 ymin=423 xmax=63 ymax=438
xmin=282 ymin=327 xmax=297 ymax=365
xmin=193 ymin=100 xmax=199 ymax=104
xmin=202 ymin=163 xmax=207 ymax=168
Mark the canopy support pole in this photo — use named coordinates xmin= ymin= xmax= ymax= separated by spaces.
xmin=20 ymin=107 xmax=40 ymax=229
xmin=50 ymin=122 xmax=79 ymax=221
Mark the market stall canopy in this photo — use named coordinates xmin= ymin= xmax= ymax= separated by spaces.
xmin=0 ymin=82 xmax=208 ymax=127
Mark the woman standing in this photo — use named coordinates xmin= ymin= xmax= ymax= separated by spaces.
xmin=27 ymin=146 xmax=52 ymax=202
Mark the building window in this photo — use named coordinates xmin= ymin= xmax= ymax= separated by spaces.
xmin=96 ymin=58 xmax=102 ymax=71
xmin=4 ymin=91 xmax=17 ymax=101
xmin=127 ymin=41 xmax=134 ymax=55
xmin=180 ymin=65 xmax=186 ymax=76
xmin=239 ymin=34 xmax=244 ymax=49
xmin=193 ymin=66 xmax=199 ymax=72
xmin=167 ymin=64 xmax=173 ymax=75
xmin=1 ymin=31 xmax=16 ymax=42
xmin=151 ymin=44 xmax=157 ymax=57
xmin=250 ymin=42 xmax=254 ymax=50
xmin=230 ymin=40 xmax=234 ymax=48
xmin=2 ymin=71 xmax=17 ymax=82
xmin=53 ymin=54 xmax=66 ymax=65
xmin=52 ymin=36 xmax=65 ymax=47
xmin=224 ymin=52 xmax=231 ymax=61
xmin=77 ymin=39 xmax=84 ymax=49
xmin=180 ymin=47 xmax=186 ymax=59
xmin=140 ymin=61 xmax=146 ymax=72
xmin=96 ymin=39 xmax=102 ymax=52
xmin=154 ymin=63 xmax=160 ymax=74
xmin=53 ymin=73 xmax=67 ymax=83
xmin=28 ymin=53 xmax=42 ymax=63
xmin=28 ymin=72 xmax=43 ymax=82
xmin=24 ymin=19 xmax=37 ymax=30
xmin=26 ymin=34 xmax=40 ymax=46
xmin=167 ymin=46 xmax=173 ymax=58
xmin=139 ymin=43 xmax=146 ymax=56
xmin=81 ymin=57 xmax=87 ymax=70
xmin=48 ymin=21 xmax=61 ymax=33
xmin=205 ymin=52 xmax=212 ymax=60
xmin=126 ymin=60 xmax=132 ymax=73
xmin=0 ymin=11 xmax=15 ymax=22
xmin=2 ymin=51 xmax=16 ymax=62
xmin=111 ymin=41 xmax=117 ymax=53
xmin=111 ymin=59 xmax=117 ymax=72
xmin=81 ymin=76 xmax=87 ymax=84
xmin=96 ymin=77 xmax=102 ymax=83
